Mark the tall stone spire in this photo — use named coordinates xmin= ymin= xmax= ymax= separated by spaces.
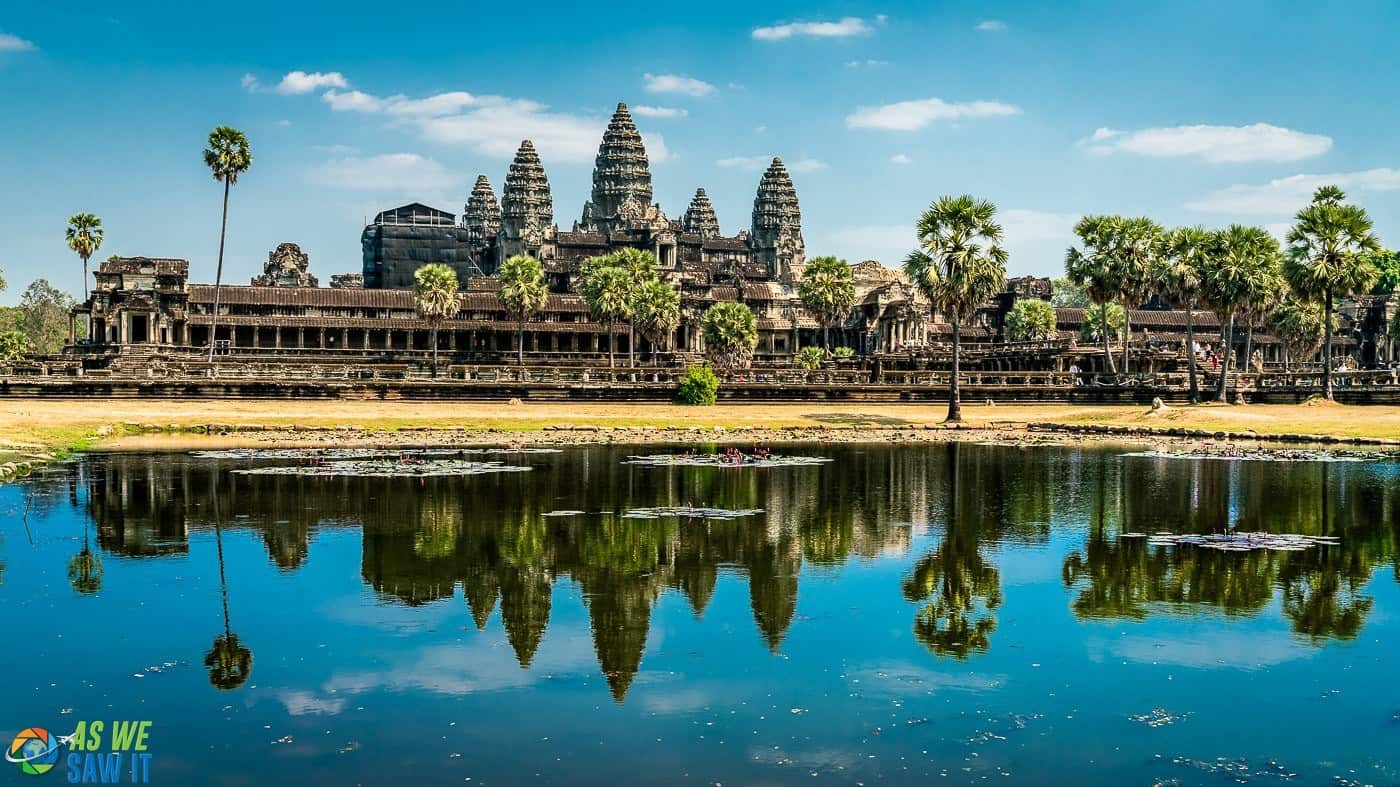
xmin=499 ymin=140 xmax=554 ymax=263
xmin=682 ymin=188 xmax=720 ymax=238
xmin=582 ymin=102 xmax=652 ymax=232
xmin=462 ymin=174 xmax=501 ymax=253
xmin=749 ymin=157 xmax=805 ymax=280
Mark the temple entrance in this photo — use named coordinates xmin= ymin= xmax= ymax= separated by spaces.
xmin=130 ymin=314 xmax=149 ymax=344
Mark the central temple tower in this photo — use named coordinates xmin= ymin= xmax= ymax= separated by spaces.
xmin=580 ymin=103 xmax=653 ymax=234
xmin=750 ymin=157 xmax=805 ymax=282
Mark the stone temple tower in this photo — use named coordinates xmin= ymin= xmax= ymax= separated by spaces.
xmin=682 ymin=188 xmax=721 ymax=238
xmin=462 ymin=174 xmax=501 ymax=257
xmin=498 ymin=140 xmax=554 ymax=265
xmin=749 ymin=157 xmax=805 ymax=281
xmin=580 ymin=102 xmax=652 ymax=234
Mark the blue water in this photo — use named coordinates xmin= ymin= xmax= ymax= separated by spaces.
xmin=1 ymin=444 xmax=1397 ymax=785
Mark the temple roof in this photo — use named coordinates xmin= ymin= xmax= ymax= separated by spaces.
xmin=751 ymin=157 xmax=802 ymax=237
xmin=99 ymin=257 xmax=189 ymax=276
xmin=462 ymin=175 xmax=502 ymax=244
xmin=682 ymin=188 xmax=720 ymax=238
xmin=586 ymin=102 xmax=652 ymax=227
xmin=373 ymin=203 xmax=456 ymax=227
xmin=502 ymin=140 xmax=553 ymax=230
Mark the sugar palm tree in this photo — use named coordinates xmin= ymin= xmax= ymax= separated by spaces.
xmin=1267 ymin=296 xmax=1329 ymax=372
xmin=412 ymin=263 xmax=459 ymax=377
xmin=206 ymin=487 xmax=252 ymax=691
xmin=609 ymin=248 xmax=660 ymax=367
xmin=1239 ymin=256 xmax=1285 ymax=379
xmin=1108 ymin=217 xmax=1163 ymax=374
xmin=1284 ymin=186 xmax=1382 ymax=399
xmin=905 ymin=195 xmax=1008 ymax=422
xmin=798 ymin=255 xmax=857 ymax=350
xmin=632 ymin=278 xmax=680 ymax=364
xmin=1203 ymin=225 xmax=1281 ymax=402
xmin=497 ymin=255 xmax=547 ymax=366
xmin=580 ymin=256 xmax=634 ymax=368
xmin=701 ymin=301 xmax=759 ymax=369
xmin=65 ymin=213 xmax=103 ymax=301
xmin=1065 ymin=216 xmax=1120 ymax=375
xmin=1154 ymin=226 xmax=1212 ymax=403
xmin=202 ymin=126 xmax=253 ymax=362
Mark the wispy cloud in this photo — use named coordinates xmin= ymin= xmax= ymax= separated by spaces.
xmin=752 ymin=16 xmax=875 ymax=41
xmin=717 ymin=155 xmax=826 ymax=173
xmin=643 ymin=73 xmax=716 ymax=96
xmin=632 ymin=105 xmax=688 ymax=118
xmin=0 ymin=32 xmax=37 ymax=52
xmin=844 ymin=59 xmax=889 ymax=68
xmin=274 ymin=70 xmax=349 ymax=95
xmin=240 ymin=73 xmax=260 ymax=92
xmin=1083 ymin=123 xmax=1332 ymax=163
xmin=889 ymin=154 xmax=912 ymax=165
xmin=976 ymin=20 xmax=1008 ymax=32
xmin=1186 ymin=167 xmax=1400 ymax=215
xmin=308 ymin=153 xmax=457 ymax=192
xmin=846 ymin=98 xmax=1021 ymax=131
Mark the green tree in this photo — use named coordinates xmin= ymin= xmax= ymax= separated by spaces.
xmin=202 ymin=126 xmax=253 ymax=362
xmin=1066 ymin=216 xmax=1122 ymax=374
xmin=1050 ymin=276 xmax=1091 ymax=307
xmin=1366 ymin=249 xmax=1400 ymax=294
xmin=1203 ymin=225 xmax=1282 ymax=402
xmin=632 ymin=278 xmax=680 ymax=364
xmin=795 ymin=345 xmax=826 ymax=370
xmin=580 ymin=256 xmax=635 ymax=368
xmin=797 ymin=255 xmax=857 ymax=349
xmin=701 ymin=301 xmax=759 ymax=370
xmin=1155 ymin=226 xmax=1212 ymax=403
xmin=904 ymin=195 xmax=1008 ymax=422
xmin=677 ymin=364 xmax=719 ymax=405
xmin=1109 ymin=217 xmax=1163 ymax=374
xmin=1004 ymin=298 xmax=1055 ymax=341
xmin=0 ymin=330 xmax=30 ymax=362
xmin=1284 ymin=186 xmax=1382 ymax=399
xmin=65 ymin=213 xmax=103 ymax=301
xmin=497 ymin=255 xmax=547 ymax=366
xmin=1080 ymin=302 xmax=1124 ymax=343
xmin=18 ymin=279 xmax=78 ymax=354
xmin=1268 ymin=296 xmax=1329 ymax=372
xmin=610 ymin=248 xmax=660 ymax=367
xmin=412 ymin=263 xmax=459 ymax=377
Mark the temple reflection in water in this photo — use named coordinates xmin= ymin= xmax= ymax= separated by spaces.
xmin=70 ymin=444 xmax=1400 ymax=700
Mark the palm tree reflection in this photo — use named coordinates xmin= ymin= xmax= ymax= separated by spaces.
xmin=204 ymin=488 xmax=252 ymax=690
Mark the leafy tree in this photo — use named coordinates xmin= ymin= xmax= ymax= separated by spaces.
xmin=580 ymin=255 xmax=635 ymax=368
xmin=905 ymin=195 xmax=1008 ymax=422
xmin=1050 ymin=276 xmax=1091 ymax=307
xmin=1108 ymin=217 xmax=1163 ymax=373
xmin=1079 ymin=302 xmax=1125 ymax=343
xmin=1203 ymin=226 xmax=1282 ymax=402
xmin=1155 ymin=226 xmax=1212 ymax=402
xmin=1366 ymin=249 xmax=1400 ymax=294
xmin=497 ymin=255 xmax=547 ymax=366
xmin=797 ymin=255 xmax=857 ymax=349
xmin=632 ymin=278 xmax=680 ymax=364
xmin=0 ymin=330 xmax=30 ymax=362
xmin=202 ymin=126 xmax=253 ymax=361
xmin=1004 ymin=298 xmax=1056 ymax=341
xmin=677 ymin=364 xmax=719 ymax=405
xmin=1267 ymin=296 xmax=1329 ymax=371
xmin=412 ymin=263 xmax=459 ymax=377
xmin=65 ymin=213 xmax=103 ymax=301
xmin=18 ymin=279 xmax=78 ymax=354
xmin=1284 ymin=186 xmax=1382 ymax=399
xmin=795 ymin=346 xmax=826 ymax=370
xmin=701 ymin=302 xmax=758 ymax=370
xmin=1065 ymin=216 xmax=1122 ymax=374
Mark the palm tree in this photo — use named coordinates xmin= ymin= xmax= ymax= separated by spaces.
xmin=67 ymin=517 xmax=102 ymax=595
xmin=206 ymin=491 xmax=252 ymax=691
xmin=1267 ymin=296 xmax=1329 ymax=372
xmin=580 ymin=256 xmax=634 ymax=368
xmin=1065 ymin=216 xmax=1120 ymax=375
xmin=701 ymin=302 xmax=759 ymax=369
xmin=797 ymin=255 xmax=857 ymax=349
xmin=65 ymin=213 xmax=103 ymax=301
xmin=412 ymin=263 xmax=459 ymax=377
xmin=202 ymin=126 xmax=253 ymax=362
xmin=609 ymin=248 xmax=660 ymax=367
xmin=1154 ymin=226 xmax=1211 ymax=403
xmin=1284 ymin=186 xmax=1382 ymax=399
xmin=1107 ymin=217 xmax=1162 ymax=374
xmin=632 ymin=278 xmax=681 ymax=364
xmin=904 ymin=195 xmax=1008 ymax=422
xmin=497 ymin=255 xmax=547 ymax=366
xmin=1203 ymin=225 xmax=1281 ymax=402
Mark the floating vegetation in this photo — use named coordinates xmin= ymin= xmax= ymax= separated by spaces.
xmin=193 ymin=447 xmax=559 ymax=460
xmin=1168 ymin=756 xmax=1297 ymax=781
xmin=621 ymin=506 xmax=764 ymax=520
xmin=541 ymin=510 xmax=587 ymax=517
xmin=1124 ymin=445 xmax=1393 ymax=463
xmin=1130 ymin=708 xmax=1191 ymax=728
xmin=232 ymin=459 xmax=531 ymax=478
xmin=1121 ymin=532 xmax=1340 ymax=552
xmin=624 ymin=452 xmax=832 ymax=468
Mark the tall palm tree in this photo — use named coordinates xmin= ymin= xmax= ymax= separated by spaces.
xmin=1203 ymin=225 xmax=1281 ymax=402
xmin=65 ymin=213 xmax=103 ymax=301
xmin=1154 ymin=226 xmax=1211 ymax=403
xmin=701 ymin=302 xmax=759 ymax=370
xmin=497 ymin=255 xmax=547 ymax=366
xmin=797 ymin=255 xmax=857 ymax=350
xmin=580 ymin=256 xmax=634 ymax=368
xmin=904 ymin=195 xmax=1008 ymax=422
xmin=1065 ymin=216 xmax=1120 ymax=375
xmin=202 ymin=126 xmax=253 ymax=362
xmin=1109 ymin=217 xmax=1163 ymax=375
xmin=1284 ymin=186 xmax=1382 ymax=399
xmin=412 ymin=263 xmax=459 ymax=377
xmin=609 ymin=248 xmax=660 ymax=367
xmin=632 ymin=278 xmax=681 ymax=364
xmin=205 ymin=491 xmax=252 ymax=691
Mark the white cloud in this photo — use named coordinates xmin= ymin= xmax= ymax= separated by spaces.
xmin=322 ymin=89 xmax=384 ymax=113
xmin=716 ymin=155 xmax=825 ymax=172
xmin=272 ymin=119 xmax=292 ymax=128
xmin=820 ymin=209 xmax=1076 ymax=276
xmin=0 ymin=32 xmax=37 ymax=52
xmin=240 ymin=73 xmax=260 ymax=92
xmin=1186 ymin=167 xmax=1400 ymax=215
xmin=274 ymin=70 xmax=349 ymax=95
xmin=890 ymin=153 xmax=911 ymax=165
xmin=383 ymin=91 xmax=478 ymax=117
xmin=845 ymin=58 xmax=889 ymax=68
xmin=641 ymin=132 xmax=671 ymax=163
xmin=1001 ymin=209 xmax=1078 ymax=243
xmin=753 ymin=17 xmax=873 ymax=41
xmin=976 ymin=20 xmax=1008 ymax=32
xmin=643 ymin=73 xmax=716 ymax=97
xmin=632 ymin=105 xmax=688 ymax=118
xmin=846 ymin=98 xmax=1021 ymax=131
xmin=1083 ymin=123 xmax=1332 ymax=163
xmin=308 ymin=153 xmax=457 ymax=192
xmin=418 ymin=99 xmax=605 ymax=162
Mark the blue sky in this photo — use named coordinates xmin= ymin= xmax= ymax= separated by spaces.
xmin=3 ymin=0 xmax=1399 ymax=304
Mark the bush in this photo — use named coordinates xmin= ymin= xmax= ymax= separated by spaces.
xmin=677 ymin=364 xmax=719 ymax=406
xmin=795 ymin=346 xmax=827 ymax=370
xmin=832 ymin=346 xmax=855 ymax=359
xmin=1005 ymin=299 xmax=1057 ymax=341
xmin=0 ymin=330 xmax=32 ymax=362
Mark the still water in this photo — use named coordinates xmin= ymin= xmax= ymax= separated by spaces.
xmin=1 ymin=444 xmax=1397 ymax=785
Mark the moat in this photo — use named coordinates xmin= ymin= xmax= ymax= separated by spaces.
xmin=2 ymin=444 xmax=1397 ymax=785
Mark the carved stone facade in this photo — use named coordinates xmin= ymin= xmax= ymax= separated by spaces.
xmin=497 ymin=140 xmax=555 ymax=265
xmin=749 ymin=158 xmax=805 ymax=283
xmin=251 ymin=242 xmax=317 ymax=288
xmin=682 ymin=188 xmax=721 ymax=238
xmin=461 ymin=175 xmax=501 ymax=255
xmin=579 ymin=103 xmax=653 ymax=235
